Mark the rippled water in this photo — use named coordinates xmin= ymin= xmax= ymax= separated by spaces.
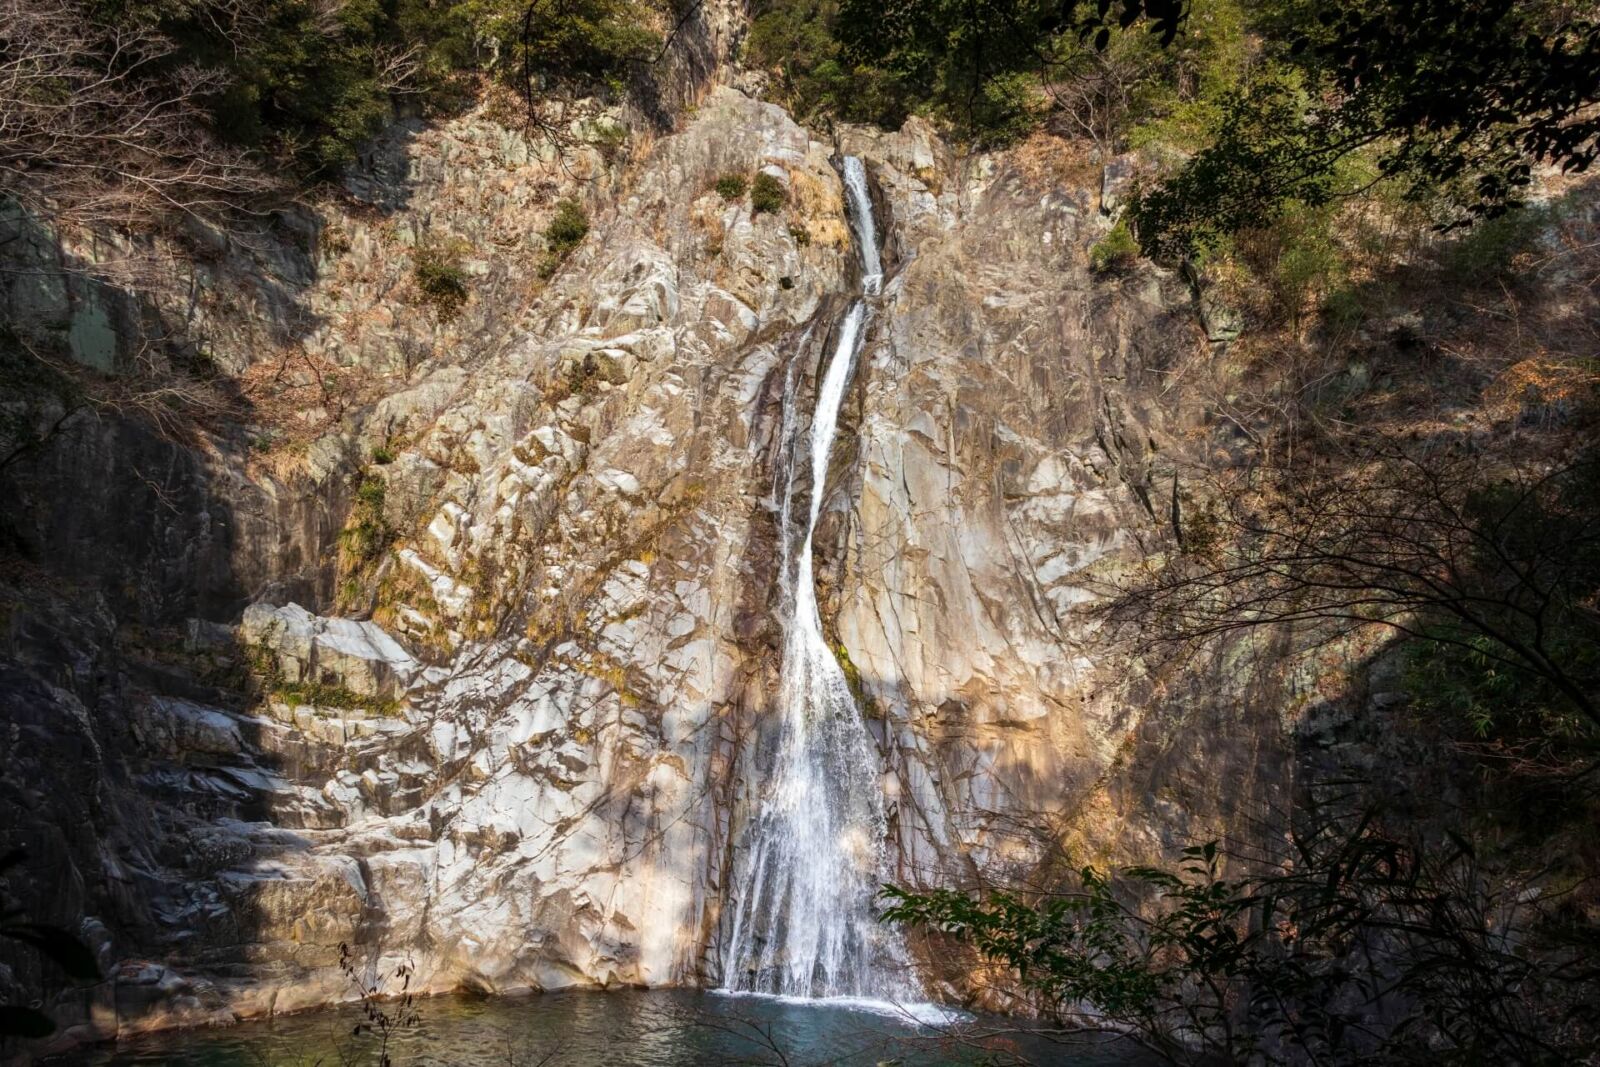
xmin=73 ymin=990 xmax=1152 ymax=1066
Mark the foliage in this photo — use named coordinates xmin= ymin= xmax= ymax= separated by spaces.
xmin=0 ymin=0 xmax=272 ymax=229
xmin=1132 ymin=0 xmax=1600 ymax=257
xmin=591 ymin=119 xmax=629 ymax=162
xmin=740 ymin=0 xmax=1241 ymax=149
xmin=744 ymin=0 xmax=913 ymax=126
xmin=829 ymin=0 xmax=1059 ymax=141
xmin=271 ymin=679 xmax=402 ymax=717
xmin=1394 ymin=461 xmax=1600 ymax=765
xmin=1239 ymin=200 xmax=1345 ymax=332
xmin=45 ymin=0 xmax=661 ymax=183
xmin=817 ymin=0 xmax=1228 ymax=144
xmin=539 ymin=198 xmax=590 ymax=277
xmin=714 ymin=173 xmax=749 ymax=200
xmin=773 ymin=0 xmax=1596 ymax=279
xmin=497 ymin=0 xmax=660 ymax=89
xmin=883 ymin=814 xmax=1600 ymax=1064
xmin=188 ymin=0 xmax=410 ymax=174
xmin=338 ymin=942 xmax=421 ymax=1067
xmin=545 ymin=199 xmax=591 ymax=248
xmin=1112 ymin=446 xmax=1600 ymax=738
xmin=1439 ymin=203 xmax=1553 ymax=284
xmin=1130 ymin=68 xmax=1345 ymax=259
xmin=1089 ymin=217 xmax=1140 ymax=274
xmin=1122 ymin=0 xmax=1249 ymax=155
xmin=336 ymin=472 xmax=393 ymax=607
xmin=412 ymin=240 xmax=471 ymax=321
xmin=750 ymin=172 xmax=788 ymax=214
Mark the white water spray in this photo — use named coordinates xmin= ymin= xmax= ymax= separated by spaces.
xmin=843 ymin=156 xmax=882 ymax=296
xmin=721 ymin=158 xmax=925 ymax=1010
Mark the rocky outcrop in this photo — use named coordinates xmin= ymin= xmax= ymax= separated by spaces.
xmin=0 ymin=29 xmax=1297 ymax=1053
xmin=240 ymin=603 xmax=418 ymax=700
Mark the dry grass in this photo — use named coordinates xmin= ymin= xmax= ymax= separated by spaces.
xmin=787 ymin=168 xmax=851 ymax=250
xmin=1011 ymin=129 xmax=1101 ymax=194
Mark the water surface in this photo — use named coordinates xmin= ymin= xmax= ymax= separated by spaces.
xmin=78 ymin=990 xmax=1153 ymax=1066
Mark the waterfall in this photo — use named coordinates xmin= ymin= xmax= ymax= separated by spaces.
xmin=721 ymin=157 xmax=924 ymax=1011
xmin=843 ymin=156 xmax=883 ymax=296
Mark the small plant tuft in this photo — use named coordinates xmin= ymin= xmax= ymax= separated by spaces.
xmin=539 ymin=199 xmax=590 ymax=278
xmin=592 ymin=121 xmax=627 ymax=163
xmin=412 ymin=240 xmax=471 ymax=320
xmin=337 ymin=471 xmax=393 ymax=609
xmin=750 ymin=171 xmax=787 ymax=214
xmin=272 ymin=679 xmax=402 ymax=717
xmin=714 ymin=173 xmax=749 ymax=200
xmin=1089 ymin=218 xmax=1140 ymax=276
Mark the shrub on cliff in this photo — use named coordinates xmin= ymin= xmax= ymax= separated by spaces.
xmin=539 ymin=199 xmax=590 ymax=277
xmin=714 ymin=174 xmax=749 ymax=200
xmin=750 ymin=172 xmax=787 ymax=214
xmin=1089 ymin=219 xmax=1140 ymax=275
xmin=412 ymin=241 xmax=471 ymax=321
xmin=337 ymin=472 xmax=394 ymax=607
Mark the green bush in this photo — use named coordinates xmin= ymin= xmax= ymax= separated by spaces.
xmin=714 ymin=174 xmax=749 ymax=200
xmin=1248 ymin=202 xmax=1345 ymax=332
xmin=412 ymin=242 xmax=471 ymax=320
xmin=883 ymin=823 xmax=1600 ymax=1064
xmin=113 ymin=0 xmax=659 ymax=176
xmin=335 ymin=470 xmax=394 ymax=609
xmin=1089 ymin=219 xmax=1140 ymax=275
xmin=1440 ymin=204 xmax=1551 ymax=284
xmin=546 ymin=199 xmax=590 ymax=248
xmin=1319 ymin=285 xmax=1368 ymax=334
xmin=271 ymin=679 xmax=401 ymax=717
xmin=744 ymin=0 xmax=912 ymax=127
xmin=539 ymin=199 xmax=590 ymax=278
xmin=591 ymin=121 xmax=629 ymax=162
xmin=750 ymin=172 xmax=787 ymax=214
xmin=339 ymin=474 xmax=392 ymax=568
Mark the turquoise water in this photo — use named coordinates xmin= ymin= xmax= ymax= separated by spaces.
xmin=72 ymin=990 xmax=1152 ymax=1066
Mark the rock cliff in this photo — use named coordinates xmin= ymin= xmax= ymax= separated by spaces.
xmin=0 ymin=8 xmax=1293 ymax=1049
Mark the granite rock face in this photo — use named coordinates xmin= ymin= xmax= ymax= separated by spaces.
xmin=0 ymin=24 xmax=1296 ymax=1048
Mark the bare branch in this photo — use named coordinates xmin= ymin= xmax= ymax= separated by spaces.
xmin=0 ymin=0 xmax=275 ymax=233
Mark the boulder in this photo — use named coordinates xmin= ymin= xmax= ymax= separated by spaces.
xmin=240 ymin=602 xmax=418 ymax=699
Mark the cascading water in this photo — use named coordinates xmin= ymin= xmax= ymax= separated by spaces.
xmin=843 ymin=156 xmax=883 ymax=296
xmin=721 ymin=158 xmax=923 ymax=1010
